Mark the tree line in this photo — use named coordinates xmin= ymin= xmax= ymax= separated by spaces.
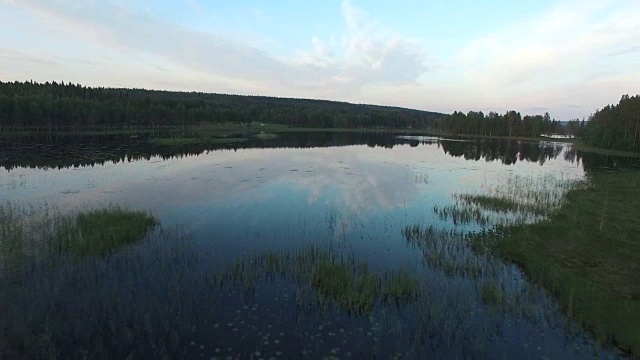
xmin=0 ymin=81 xmax=567 ymax=135
xmin=0 ymin=81 xmax=443 ymax=131
xmin=5 ymin=81 xmax=635 ymax=149
xmin=431 ymin=110 xmax=571 ymax=137
xmin=581 ymin=94 xmax=640 ymax=152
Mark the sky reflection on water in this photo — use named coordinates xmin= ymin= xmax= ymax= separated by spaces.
xmin=0 ymin=134 xmax=626 ymax=359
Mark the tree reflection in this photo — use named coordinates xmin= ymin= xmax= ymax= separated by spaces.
xmin=439 ymin=139 xmax=564 ymax=166
xmin=2 ymin=132 xmax=637 ymax=171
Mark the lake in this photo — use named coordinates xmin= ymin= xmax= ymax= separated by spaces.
xmin=0 ymin=132 xmax=631 ymax=359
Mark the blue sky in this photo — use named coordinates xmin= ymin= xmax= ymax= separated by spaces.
xmin=1 ymin=0 xmax=638 ymax=119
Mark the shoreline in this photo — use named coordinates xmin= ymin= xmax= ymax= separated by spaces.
xmin=3 ymin=126 xmax=640 ymax=158
xmin=481 ymin=170 xmax=640 ymax=357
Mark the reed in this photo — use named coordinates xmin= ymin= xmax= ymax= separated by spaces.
xmin=218 ymin=246 xmax=420 ymax=314
xmin=479 ymin=170 xmax=640 ymax=356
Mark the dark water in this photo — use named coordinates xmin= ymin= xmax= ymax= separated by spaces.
xmin=0 ymin=132 xmax=634 ymax=359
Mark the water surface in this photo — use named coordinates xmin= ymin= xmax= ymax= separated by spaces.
xmin=0 ymin=133 xmax=630 ymax=359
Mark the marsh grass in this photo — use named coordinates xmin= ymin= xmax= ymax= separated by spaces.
xmin=400 ymin=224 xmax=592 ymax=330
xmin=402 ymin=225 xmax=499 ymax=279
xmin=0 ymin=200 xmax=622 ymax=358
xmin=0 ymin=203 xmax=203 ymax=358
xmin=312 ymin=261 xmax=380 ymax=311
xmin=475 ymin=170 xmax=640 ymax=356
xmin=478 ymin=174 xmax=584 ymax=216
xmin=0 ymin=203 xmax=30 ymax=281
xmin=53 ymin=208 xmax=156 ymax=257
xmin=456 ymin=195 xmax=523 ymax=214
xmin=433 ymin=204 xmax=490 ymax=226
xmin=481 ymin=280 xmax=505 ymax=306
xmin=420 ymin=171 xmax=640 ymax=356
xmin=434 ymin=174 xmax=586 ymax=228
xmin=465 ymin=225 xmax=512 ymax=255
xmin=0 ymin=203 xmax=79 ymax=280
xmin=0 ymin=203 xmax=157 ymax=286
xmin=217 ymin=246 xmax=420 ymax=314
xmin=383 ymin=270 xmax=419 ymax=303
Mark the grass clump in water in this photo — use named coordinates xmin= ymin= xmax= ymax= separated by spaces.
xmin=53 ymin=208 xmax=157 ymax=257
xmin=456 ymin=195 xmax=521 ymax=214
xmin=221 ymin=246 xmax=419 ymax=313
xmin=433 ymin=204 xmax=490 ymax=226
xmin=481 ymin=281 xmax=505 ymax=306
xmin=312 ymin=261 xmax=354 ymax=299
xmin=443 ymin=174 xmax=586 ymax=228
xmin=312 ymin=261 xmax=381 ymax=312
xmin=383 ymin=270 xmax=419 ymax=303
xmin=402 ymin=225 xmax=499 ymax=279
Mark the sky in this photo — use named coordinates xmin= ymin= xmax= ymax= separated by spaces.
xmin=0 ymin=0 xmax=638 ymax=119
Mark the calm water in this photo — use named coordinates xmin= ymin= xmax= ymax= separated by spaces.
xmin=0 ymin=133 xmax=631 ymax=359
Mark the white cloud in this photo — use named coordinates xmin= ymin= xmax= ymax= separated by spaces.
xmin=182 ymin=0 xmax=203 ymax=12
xmin=1 ymin=0 xmax=430 ymax=101
xmin=0 ymin=48 xmax=61 ymax=67
xmin=459 ymin=0 xmax=640 ymax=87
xmin=451 ymin=0 xmax=640 ymax=118
xmin=287 ymin=0 xmax=432 ymax=100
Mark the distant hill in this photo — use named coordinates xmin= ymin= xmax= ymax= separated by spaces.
xmin=0 ymin=81 xmax=445 ymax=131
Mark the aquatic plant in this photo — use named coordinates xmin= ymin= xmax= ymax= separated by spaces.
xmin=218 ymin=246 xmax=420 ymax=314
xmin=53 ymin=207 xmax=157 ymax=257
xmin=0 ymin=203 xmax=198 ymax=358
xmin=476 ymin=174 xmax=585 ymax=216
xmin=0 ymin=203 xmax=158 ymax=288
xmin=433 ymin=204 xmax=490 ymax=226
xmin=383 ymin=270 xmax=419 ymax=303
xmin=455 ymin=194 xmax=523 ymax=214
xmin=312 ymin=261 xmax=379 ymax=311
xmin=402 ymin=225 xmax=500 ymax=279
xmin=401 ymin=224 xmax=589 ymax=328
xmin=433 ymin=174 xmax=586 ymax=229
xmin=0 ymin=199 xmax=622 ymax=359
xmin=481 ymin=280 xmax=505 ymax=306
xmin=480 ymin=170 xmax=640 ymax=356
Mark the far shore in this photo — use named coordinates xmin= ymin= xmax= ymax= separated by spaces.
xmin=2 ymin=124 xmax=640 ymax=158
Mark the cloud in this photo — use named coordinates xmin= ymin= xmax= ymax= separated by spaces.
xmin=9 ymin=1 xmax=292 ymax=83
xmin=182 ymin=0 xmax=203 ymax=13
xmin=3 ymin=0 xmax=430 ymax=99
xmin=293 ymin=0 xmax=430 ymax=89
xmin=459 ymin=0 xmax=640 ymax=88
xmin=605 ymin=44 xmax=640 ymax=57
xmin=0 ymin=48 xmax=61 ymax=66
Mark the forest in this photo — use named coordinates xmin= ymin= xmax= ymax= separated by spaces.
xmin=431 ymin=110 xmax=574 ymax=137
xmin=1 ymin=81 xmax=563 ymax=136
xmin=0 ymin=81 xmax=443 ymax=130
xmin=2 ymin=81 xmax=637 ymax=152
xmin=581 ymin=94 xmax=640 ymax=152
